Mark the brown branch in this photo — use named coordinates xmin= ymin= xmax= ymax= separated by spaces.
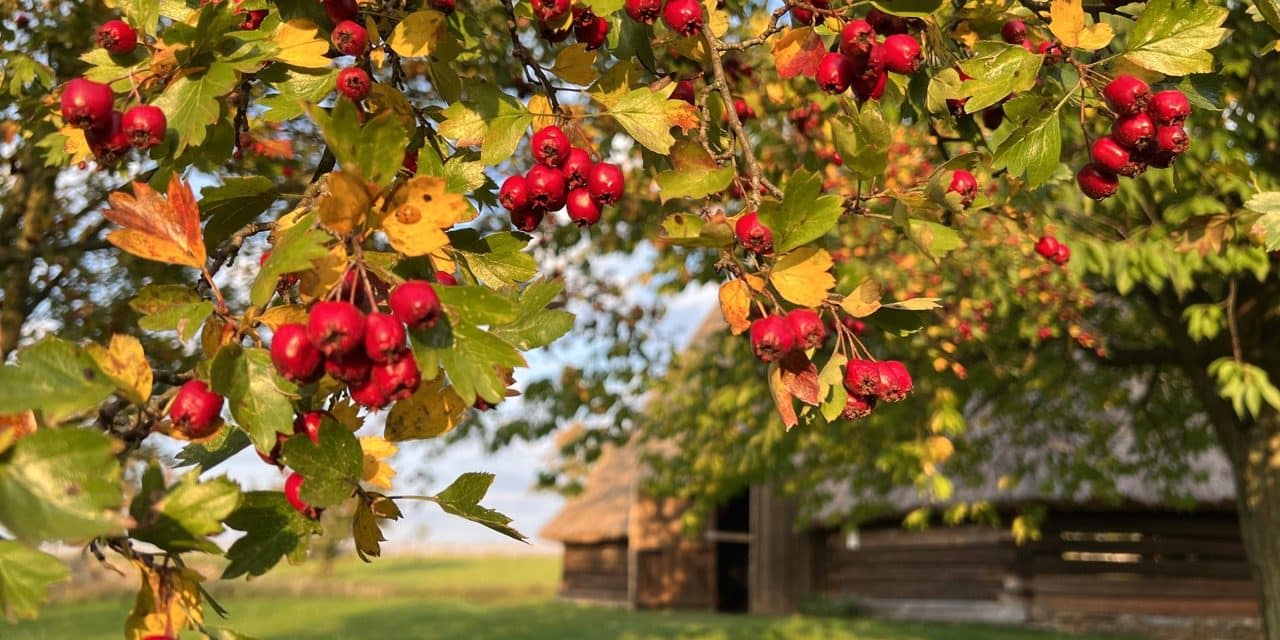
xmin=500 ymin=0 xmax=565 ymax=117
xmin=700 ymin=25 xmax=780 ymax=209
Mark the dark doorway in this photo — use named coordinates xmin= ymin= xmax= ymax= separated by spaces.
xmin=713 ymin=490 xmax=750 ymax=612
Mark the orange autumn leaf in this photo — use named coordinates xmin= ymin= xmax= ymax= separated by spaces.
xmin=771 ymin=27 xmax=825 ymax=79
xmin=104 ymin=174 xmax=207 ymax=269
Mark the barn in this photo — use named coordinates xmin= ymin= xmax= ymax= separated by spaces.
xmin=539 ymin=440 xmax=1262 ymax=638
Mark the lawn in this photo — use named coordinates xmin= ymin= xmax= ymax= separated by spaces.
xmin=5 ymin=555 xmax=1139 ymax=640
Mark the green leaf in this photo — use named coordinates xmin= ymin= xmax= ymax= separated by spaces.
xmin=308 ymin=100 xmax=410 ymax=189
xmin=438 ymin=82 xmax=531 ymax=166
xmin=0 ymin=338 xmax=115 ymax=423
xmin=1122 ymin=0 xmax=1230 ymax=76
xmin=925 ymin=67 xmax=963 ymax=118
xmin=870 ymin=0 xmax=942 ymax=17
xmin=251 ymin=214 xmax=332 ymax=307
xmin=438 ymin=323 xmax=525 ymax=405
xmin=0 ymin=541 xmax=68 ymax=622
xmin=451 ymin=230 xmax=537 ymax=288
xmin=209 ymin=345 xmax=299 ymax=452
xmin=130 ymin=466 xmax=242 ymax=553
xmin=818 ymin=353 xmax=848 ymax=423
xmin=151 ymin=61 xmax=238 ymax=153
xmin=437 ymin=286 xmax=519 ymax=325
xmin=280 ymin=419 xmax=363 ymax=508
xmin=1177 ymin=74 xmax=1224 ymax=111
xmin=222 ymin=491 xmax=321 ymax=579
xmin=201 ymin=177 xmax=278 ymax=248
xmin=834 ymin=104 xmax=892 ymax=182
xmin=608 ymin=86 xmax=678 ymax=154
xmin=658 ymin=213 xmax=736 ymax=248
xmin=992 ymin=95 xmax=1062 ymax=188
xmin=431 ymin=472 xmax=527 ymax=542
xmin=491 ymin=280 xmax=576 ymax=351
xmin=131 ymin=285 xmax=214 ymax=342
xmin=957 ymin=42 xmax=1044 ymax=114
xmin=1255 ymin=0 xmax=1280 ymax=36
xmin=757 ymin=170 xmax=844 ymax=254
xmin=175 ymin=427 xmax=252 ymax=470
xmin=655 ymin=165 xmax=736 ymax=203
xmin=0 ymin=428 xmax=125 ymax=543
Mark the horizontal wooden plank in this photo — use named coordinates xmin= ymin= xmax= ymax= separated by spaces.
xmin=1029 ymin=575 xmax=1258 ymax=599
xmin=1040 ymin=514 xmax=1242 ymax=540
xmin=1027 ymin=557 xmax=1253 ymax=580
xmin=856 ymin=526 xmax=1013 ymax=549
xmin=563 ymin=551 xmax=628 ymax=574
xmin=1033 ymin=594 xmax=1260 ymax=617
xmin=1032 ymin=536 xmax=1247 ymax=559
xmin=563 ymin=572 xmax=628 ymax=591
xmin=826 ymin=545 xmax=1017 ymax=568
xmin=825 ymin=579 xmax=1005 ymax=601
xmin=561 ymin=586 xmax=628 ymax=602
xmin=824 ymin=564 xmax=1009 ymax=585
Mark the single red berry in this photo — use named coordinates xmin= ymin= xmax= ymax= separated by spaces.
xmin=431 ymin=0 xmax=457 ymax=13
xmin=1148 ymin=89 xmax=1190 ymax=125
xmin=842 ymin=316 xmax=866 ymax=335
xmin=96 ymin=19 xmax=138 ymax=55
xmin=946 ymin=170 xmax=978 ymax=207
xmin=662 ymin=0 xmax=703 ymax=37
xmin=14 ymin=14 xmax=29 ymax=28
xmin=1037 ymin=326 xmax=1054 ymax=341
xmin=121 ymin=104 xmax=166 ymax=149
xmin=364 ymin=312 xmax=407 ymax=362
xmin=337 ymin=67 xmax=371 ymax=101
xmin=435 ymin=272 xmax=458 ymax=286
xmin=331 ymin=20 xmax=368 ymax=56
xmin=575 ymin=14 xmax=610 ymax=50
xmin=841 ymin=394 xmax=876 ymax=421
xmin=882 ymin=34 xmax=922 ymax=75
xmin=732 ymin=97 xmax=756 ymax=121
xmin=169 ymin=380 xmax=224 ymax=439
xmin=561 ymin=147 xmax=594 ymax=189
xmin=271 ymin=323 xmax=325 ymax=383
xmin=531 ymin=125 xmax=570 ymax=167
xmin=587 ymin=162 xmax=624 ymax=205
xmin=499 ymin=175 xmax=529 ymax=212
xmin=307 ymin=301 xmax=365 ymax=357
xmin=839 ymin=19 xmax=876 ymax=59
xmin=60 ymin=78 xmax=115 ymax=130
xmin=1077 ymin=163 xmax=1118 ymax=201
xmin=1001 ymin=19 xmax=1027 ymax=44
xmin=284 ymin=472 xmax=311 ymax=513
xmin=85 ymin=111 xmax=131 ymax=164
xmin=373 ymin=351 xmax=422 ymax=401
xmin=389 ymin=280 xmax=442 ymax=331
xmin=324 ymin=347 xmax=373 ymax=385
xmin=790 ymin=0 xmax=828 ymax=26
xmin=670 ymin=80 xmax=696 ymax=104
xmin=566 ymin=188 xmax=602 ymax=226
xmin=844 ymin=359 xmax=883 ymax=396
xmin=1155 ymin=125 xmax=1189 ymax=155
xmin=852 ymin=69 xmax=888 ymax=102
xmin=1034 ymin=236 xmax=1061 ymax=260
xmin=257 ymin=431 xmax=289 ymax=467
xmin=786 ymin=309 xmax=826 ymax=350
xmin=1111 ymin=112 xmax=1156 ymax=151
xmin=625 ymin=0 xmax=662 ymax=23
xmin=1052 ymin=243 xmax=1071 ymax=266
xmin=294 ymin=411 xmax=325 ymax=443
xmin=323 ymin=0 xmax=359 ymax=24
xmin=981 ymin=105 xmax=1004 ymax=129
xmin=749 ymin=316 xmax=797 ymax=362
xmin=1103 ymin=75 xmax=1151 ymax=116
xmin=816 ymin=53 xmax=855 ymax=94
xmin=237 ymin=8 xmax=269 ymax=30
xmin=526 ymin=164 xmax=568 ymax=210
xmin=532 ymin=0 xmax=571 ymax=23
xmin=735 ymin=211 xmax=773 ymax=255
xmin=1089 ymin=136 xmax=1140 ymax=177
xmin=1141 ymin=148 xmax=1177 ymax=169
xmin=511 ymin=206 xmax=545 ymax=232
xmin=876 ymin=360 xmax=912 ymax=402
xmin=866 ymin=8 xmax=909 ymax=35
xmin=350 ymin=377 xmax=391 ymax=409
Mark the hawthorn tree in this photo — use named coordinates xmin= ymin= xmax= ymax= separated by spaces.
xmin=0 ymin=0 xmax=1266 ymax=638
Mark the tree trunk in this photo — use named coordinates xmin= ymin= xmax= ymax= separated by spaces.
xmin=1224 ymin=410 xmax=1280 ymax=638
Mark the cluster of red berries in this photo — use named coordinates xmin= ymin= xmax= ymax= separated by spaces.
xmin=499 ymin=125 xmax=624 ymax=230
xmin=1077 ymin=76 xmax=1192 ymax=200
xmin=623 ymin=0 xmax=703 ymax=37
xmin=841 ymin=358 xmax=912 ymax=420
xmin=268 ymin=280 xmax=442 ymax=410
xmin=1034 ymin=235 xmax=1070 ymax=266
xmin=254 ymin=410 xmax=329 ymax=517
xmin=319 ymin=0 xmax=376 ymax=103
xmin=815 ymin=14 xmax=924 ymax=102
xmin=529 ymin=0 xmax=611 ymax=48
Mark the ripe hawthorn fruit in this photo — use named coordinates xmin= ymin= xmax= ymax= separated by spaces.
xmin=284 ymin=472 xmax=311 ymax=513
xmin=662 ymin=0 xmax=703 ymax=37
xmin=749 ymin=315 xmax=796 ymax=362
xmin=1076 ymin=163 xmax=1119 ymax=200
xmin=734 ymin=211 xmax=773 ymax=255
xmin=532 ymin=0 xmax=571 ymax=23
xmin=531 ymin=125 xmax=570 ymax=167
xmin=307 ymin=301 xmax=366 ymax=357
xmin=121 ymin=105 xmax=167 ymax=149
xmin=625 ymin=0 xmax=662 ymax=23
xmin=323 ymin=0 xmax=359 ymax=23
xmin=1090 ymin=136 xmax=1141 ymax=177
xmin=337 ymin=67 xmax=372 ymax=101
xmin=566 ymin=188 xmax=603 ymax=226
xmin=1034 ymin=236 xmax=1061 ymax=260
xmin=1111 ymin=112 xmax=1156 ymax=151
xmin=838 ymin=19 xmax=876 ymax=59
xmin=364 ymin=312 xmax=407 ymax=362
xmin=1148 ymin=90 xmax=1190 ymax=125
xmin=499 ymin=175 xmax=529 ymax=212
xmin=350 ymin=376 xmax=391 ymax=409
xmin=271 ymin=323 xmax=324 ymax=383
xmin=561 ymin=147 xmax=594 ymax=189
xmin=372 ymin=351 xmax=422 ymax=401
xmin=85 ymin=111 xmax=131 ymax=164
xmin=587 ymin=162 xmax=625 ymax=205
xmin=389 ymin=280 xmax=442 ymax=331
xmin=842 ymin=394 xmax=875 ymax=421
xmin=790 ymin=0 xmax=828 ymax=26
xmin=1103 ymin=75 xmax=1151 ymax=116
xmin=882 ymin=34 xmax=922 ymax=75
xmin=816 ymin=53 xmax=854 ymax=94
xmin=946 ymin=170 xmax=978 ymax=207
xmin=1156 ymin=125 xmax=1189 ymax=155
xmin=96 ymin=19 xmax=138 ymax=55
xmin=331 ymin=20 xmax=368 ymax=56
xmin=785 ymin=308 xmax=826 ymax=350
xmin=294 ymin=411 xmax=325 ymax=444
xmin=169 ymin=380 xmax=224 ymax=439
xmin=60 ymin=78 xmax=115 ymax=130
xmin=325 ymin=349 xmax=373 ymax=384
xmin=1001 ymin=19 xmax=1027 ymax=44
xmin=526 ymin=164 xmax=568 ymax=210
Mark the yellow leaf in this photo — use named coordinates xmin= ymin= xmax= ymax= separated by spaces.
xmin=388 ymin=10 xmax=446 ymax=58
xmin=924 ymin=435 xmax=955 ymax=463
xmin=367 ymin=83 xmax=417 ymax=132
xmin=528 ymin=95 xmax=557 ymax=131
xmin=273 ymin=19 xmax=332 ymax=69
xmin=771 ymin=27 xmax=826 ymax=79
xmin=297 ymin=243 xmax=348 ymax=302
xmin=384 ymin=375 xmax=468 ymax=441
xmin=257 ymin=304 xmax=310 ymax=331
xmin=770 ymin=247 xmax=835 ymax=308
xmin=329 ymin=397 xmax=364 ymax=431
xmin=703 ymin=0 xmax=729 ymax=37
xmin=588 ymin=61 xmax=644 ymax=109
xmin=85 ymin=335 xmax=152 ymax=406
xmin=60 ymin=126 xmax=92 ymax=164
xmin=315 ymin=170 xmax=371 ymax=235
xmin=1048 ymin=0 xmax=1114 ymax=51
xmin=718 ymin=279 xmax=753 ymax=335
xmin=360 ymin=436 xmax=398 ymax=489
xmin=551 ymin=44 xmax=598 ymax=86
xmin=104 ymin=174 xmax=207 ymax=269
xmin=124 ymin=565 xmax=203 ymax=640
xmin=379 ymin=176 xmax=472 ymax=257
xmin=767 ymin=363 xmax=799 ymax=430
xmin=743 ymin=273 xmax=766 ymax=292
xmin=840 ymin=279 xmax=882 ymax=318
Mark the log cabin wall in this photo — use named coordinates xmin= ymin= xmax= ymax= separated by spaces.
xmin=560 ymin=540 xmax=630 ymax=603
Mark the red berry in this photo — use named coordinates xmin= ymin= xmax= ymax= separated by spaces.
xmin=816 ymin=53 xmax=855 ymax=94
xmin=735 ymin=211 xmax=773 ymax=255
xmin=499 ymin=175 xmax=529 ymax=212
xmin=844 ymin=359 xmax=883 ymax=396
xmin=294 ymin=411 xmax=325 ymax=444
xmin=1156 ymin=125 xmax=1189 ymax=155
xmin=121 ymin=104 xmax=166 ymax=149
xmin=842 ymin=316 xmax=866 ymax=335
xmin=1141 ymin=148 xmax=1177 ymax=169
xmin=574 ymin=14 xmax=610 ymax=50
xmin=96 ymin=19 xmax=138 ymax=55
xmin=882 ymin=34 xmax=922 ymax=75
xmin=1001 ymin=19 xmax=1027 ymax=44
xmin=839 ymin=19 xmax=876 ymax=59
xmin=566 ymin=188 xmax=602 ymax=226
xmin=1052 ymin=244 xmax=1071 ymax=266
xmin=364 ymin=312 xmax=407 ymax=362
xmin=785 ymin=309 xmax=826 ymax=350
xmin=1034 ymin=235 xmax=1061 ymax=260
xmin=431 ymin=0 xmax=457 ymax=13
xmin=876 ymin=360 xmax=912 ymax=402
xmin=625 ymin=0 xmax=662 ymax=23
xmin=532 ymin=0 xmax=571 ymax=23
xmin=337 ymin=67 xmax=371 ymax=101
xmin=323 ymin=0 xmax=359 ymax=23
xmin=1111 ymin=112 xmax=1155 ymax=151
xmin=435 ymin=272 xmax=458 ymax=286
xmin=946 ymin=170 xmax=978 ymax=207
xmin=389 ymin=280 xmax=442 ymax=331
xmin=1148 ymin=90 xmax=1190 ymax=125
xmin=531 ymin=125 xmax=570 ymax=167
xmin=373 ymin=351 xmax=422 ymax=401
xmin=350 ymin=377 xmax=391 ymax=409
xmin=271 ymin=323 xmax=324 ymax=383
xmin=1090 ymin=136 xmax=1141 ymax=177
xmin=866 ymin=8 xmax=909 ymax=35
xmin=1103 ymin=75 xmax=1151 ymax=116
xmin=670 ymin=80 xmax=696 ymax=104
xmin=332 ymin=20 xmax=368 ymax=56
xmin=749 ymin=316 xmax=796 ymax=362
xmin=257 ymin=431 xmax=289 ymax=467
xmin=1076 ymin=163 xmax=1119 ymax=201
xmin=307 ymin=301 xmax=365 ymax=357
xmin=85 ymin=111 xmax=131 ymax=164
xmin=511 ymin=206 xmax=546 ymax=232
xmin=526 ymin=164 xmax=568 ymax=211
xmin=284 ymin=472 xmax=310 ymax=513
xmin=169 ymin=380 xmax=224 ymax=439
xmin=561 ymin=147 xmax=594 ymax=189
xmin=981 ymin=105 xmax=1004 ymax=129
xmin=662 ymin=0 xmax=703 ymax=36
xmin=60 ymin=78 xmax=115 ymax=130
xmin=237 ymin=8 xmax=269 ymax=30
xmin=325 ymin=348 xmax=373 ymax=384
xmin=790 ymin=0 xmax=828 ymax=26
xmin=732 ymin=97 xmax=756 ymax=121
xmin=587 ymin=162 xmax=624 ymax=205
xmin=841 ymin=394 xmax=876 ymax=421
xmin=852 ymin=69 xmax=888 ymax=102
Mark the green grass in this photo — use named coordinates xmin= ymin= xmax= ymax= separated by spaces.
xmin=5 ymin=555 xmax=1138 ymax=640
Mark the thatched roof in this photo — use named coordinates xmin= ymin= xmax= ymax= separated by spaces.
xmin=539 ymin=443 xmax=638 ymax=543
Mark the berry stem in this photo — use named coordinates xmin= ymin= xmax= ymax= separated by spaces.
xmin=500 ymin=0 xmax=566 ymax=118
